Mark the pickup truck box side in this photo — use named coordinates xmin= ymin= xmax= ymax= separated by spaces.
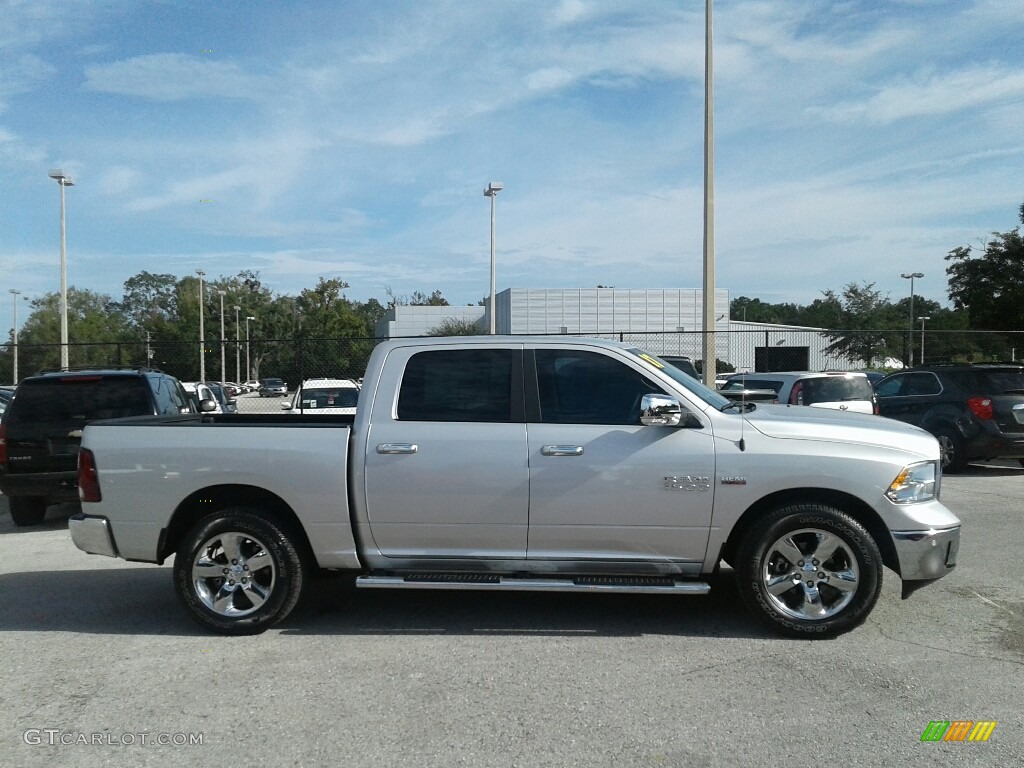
xmin=71 ymin=337 xmax=961 ymax=638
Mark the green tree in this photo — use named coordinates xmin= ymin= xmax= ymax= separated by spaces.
xmin=822 ymin=282 xmax=902 ymax=367
xmin=426 ymin=317 xmax=483 ymax=336
xmin=946 ymin=202 xmax=1024 ymax=344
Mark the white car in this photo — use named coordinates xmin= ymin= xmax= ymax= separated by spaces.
xmin=720 ymin=371 xmax=878 ymax=414
xmin=181 ymin=382 xmax=223 ymax=413
xmin=283 ymin=378 xmax=360 ymax=415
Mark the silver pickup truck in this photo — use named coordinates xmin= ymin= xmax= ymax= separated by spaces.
xmin=70 ymin=336 xmax=960 ymax=638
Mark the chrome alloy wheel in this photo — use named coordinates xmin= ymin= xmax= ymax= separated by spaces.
xmin=191 ymin=532 xmax=277 ymax=617
xmin=760 ymin=528 xmax=859 ymax=621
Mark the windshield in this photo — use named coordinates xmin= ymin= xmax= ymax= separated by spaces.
xmin=627 ymin=348 xmax=731 ymax=409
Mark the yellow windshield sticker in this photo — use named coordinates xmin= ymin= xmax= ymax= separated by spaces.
xmin=638 ymin=353 xmax=665 ymax=369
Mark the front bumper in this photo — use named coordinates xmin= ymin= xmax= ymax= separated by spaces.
xmin=69 ymin=513 xmax=119 ymax=558
xmin=891 ymin=525 xmax=960 ymax=585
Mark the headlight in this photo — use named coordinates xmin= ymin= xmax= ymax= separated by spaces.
xmin=886 ymin=461 xmax=939 ymax=504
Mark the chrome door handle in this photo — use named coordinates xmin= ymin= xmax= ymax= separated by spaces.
xmin=376 ymin=443 xmax=418 ymax=455
xmin=541 ymin=445 xmax=584 ymax=456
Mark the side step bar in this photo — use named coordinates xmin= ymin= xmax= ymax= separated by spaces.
xmin=356 ymin=573 xmax=710 ymax=595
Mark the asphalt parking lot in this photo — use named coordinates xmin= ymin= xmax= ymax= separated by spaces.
xmin=2 ymin=463 xmax=1022 ymax=768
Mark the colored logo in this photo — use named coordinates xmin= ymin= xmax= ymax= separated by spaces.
xmin=920 ymin=721 xmax=996 ymax=742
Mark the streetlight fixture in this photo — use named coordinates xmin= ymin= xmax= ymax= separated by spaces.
xmin=217 ymin=290 xmax=226 ymax=384
xmin=484 ymin=182 xmax=503 ymax=335
xmin=48 ymin=169 xmax=75 ymax=369
xmin=918 ymin=316 xmax=931 ymax=366
xmin=196 ymin=270 xmax=206 ymax=382
xmin=8 ymin=289 xmax=20 ymax=385
xmin=233 ymin=305 xmax=241 ymax=384
xmin=900 ymin=272 xmax=923 ymax=367
xmin=245 ymin=316 xmax=256 ymax=382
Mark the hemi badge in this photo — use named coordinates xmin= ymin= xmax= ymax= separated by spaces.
xmin=720 ymin=477 xmax=747 ymax=485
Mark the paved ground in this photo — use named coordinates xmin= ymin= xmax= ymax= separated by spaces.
xmin=1 ymin=463 xmax=1022 ymax=768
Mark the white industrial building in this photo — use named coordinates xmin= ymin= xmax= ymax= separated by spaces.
xmin=376 ymin=288 xmax=860 ymax=372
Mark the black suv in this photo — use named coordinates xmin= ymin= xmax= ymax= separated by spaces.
xmin=0 ymin=369 xmax=192 ymax=526
xmin=875 ymin=364 xmax=1024 ymax=472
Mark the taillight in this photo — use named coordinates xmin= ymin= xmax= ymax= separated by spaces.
xmin=967 ymin=397 xmax=993 ymax=420
xmin=78 ymin=448 xmax=102 ymax=503
xmin=0 ymin=423 xmax=6 ymax=465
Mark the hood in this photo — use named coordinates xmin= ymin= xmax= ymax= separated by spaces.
xmin=745 ymin=404 xmax=939 ymax=459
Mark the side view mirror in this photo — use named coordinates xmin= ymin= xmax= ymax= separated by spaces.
xmin=281 ymin=401 xmax=292 ymax=410
xmin=199 ymin=398 xmax=218 ymax=413
xmin=641 ymin=394 xmax=683 ymax=426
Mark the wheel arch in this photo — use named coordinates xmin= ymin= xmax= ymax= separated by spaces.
xmin=721 ymin=488 xmax=900 ymax=576
xmin=158 ymin=484 xmax=314 ymax=566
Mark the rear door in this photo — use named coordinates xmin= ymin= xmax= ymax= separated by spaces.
xmin=525 ymin=347 xmax=715 ymax=568
xmin=362 ymin=344 xmax=530 ymax=559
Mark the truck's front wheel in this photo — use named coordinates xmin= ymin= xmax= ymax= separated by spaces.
xmin=173 ymin=509 xmax=305 ymax=635
xmin=736 ymin=504 xmax=882 ymax=639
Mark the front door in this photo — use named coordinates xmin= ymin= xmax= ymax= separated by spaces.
xmin=526 ymin=348 xmax=715 ymax=566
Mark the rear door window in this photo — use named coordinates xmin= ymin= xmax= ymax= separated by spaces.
xmin=397 ymin=349 xmax=516 ymax=422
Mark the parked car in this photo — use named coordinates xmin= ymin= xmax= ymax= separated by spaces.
xmin=875 ymin=363 xmax=1024 ymax=472
xmin=0 ymin=368 xmax=192 ymax=526
xmin=207 ymin=382 xmax=238 ymax=414
xmin=243 ymin=380 xmax=261 ymax=393
xmin=258 ymin=377 xmax=288 ymax=397
xmin=720 ymin=372 xmax=878 ymax=414
xmin=181 ymin=382 xmax=222 ymax=413
xmin=659 ymin=355 xmax=700 ymax=380
xmin=283 ymin=378 xmax=360 ymax=415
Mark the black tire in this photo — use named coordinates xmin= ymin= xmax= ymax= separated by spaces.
xmin=8 ymin=497 xmax=47 ymax=527
xmin=934 ymin=426 xmax=967 ymax=473
xmin=736 ymin=503 xmax=882 ymax=639
xmin=173 ymin=508 xmax=306 ymax=635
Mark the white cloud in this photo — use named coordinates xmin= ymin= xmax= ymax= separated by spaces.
xmin=813 ymin=65 xmax=1024 ymax=124
xmin=83 ymin=53 xmax=271 ymax=101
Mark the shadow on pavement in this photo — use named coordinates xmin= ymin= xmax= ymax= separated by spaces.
xmin=0 ymin=565 xmax=776 ymax=641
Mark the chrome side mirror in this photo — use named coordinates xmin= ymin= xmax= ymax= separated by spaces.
xmin=199 ymin=398 xmax=218 ymax=413
xmin=641 ymin=394 xmax=683 ymax=426
xmin=281 ymin=401 xmax=292 ymax=410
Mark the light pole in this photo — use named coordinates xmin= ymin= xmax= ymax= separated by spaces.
xmin=918 ymin=316 xmax=930 ymax=365
xmin=48 ymin=169 xmax=75 ymax=369
xmin=217 ymin=290 xmax=226 ymax=384
xmin=245 ymin=316 xmax=256 ymax=382
xmin=196 ymin=270 xmax=206 ymax=382
xmin=900 ymin=272 xmax=923 ymax=367
xmin=484 ymin=182 xmax=503 ymax=335
xmin=8 ymin=289 xmax=20 ymax=385
xmin=233 ymin=305 xmax=241 ymax=384
xmin=701 ymin=0 xmax=717 ymax=389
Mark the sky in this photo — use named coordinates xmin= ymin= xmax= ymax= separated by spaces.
xmin=2 ymin=0 xmax=1023 ymax=325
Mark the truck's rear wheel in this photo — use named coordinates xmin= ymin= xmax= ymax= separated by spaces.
xmin=9 ymin=497 xmax=47 ymax=527
xmin=736 ymin=504 xmax=882 ymax=639
xmin=173 ymin=508 xmax=305 ymax=635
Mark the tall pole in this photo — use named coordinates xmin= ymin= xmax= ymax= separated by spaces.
xmin=8 ymin=289 xmax=20 ymax=385
xmin=246 ymin=316 xmax=256 ymax=381
xmin=900 ymin=272 xmax=923 ymax=367
xmin=233 ymin=305 xmax=241 ymax=384
xmin=218 ymin=290 xmax=226 ymax=384
xmin=918 ymin=316 xmax=930 ymax=365
xmin=49 ymin=170 xmax=74 ymax=369
xmin=701 ymin=0 xmax=716 ymax=387
xmin=484 ymin=182 xmax=503 ymax=335
xmin=197 ymin=269 xmax=206 ymax=382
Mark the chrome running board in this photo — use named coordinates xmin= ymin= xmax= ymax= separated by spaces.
xmin=356 ymin=573 xmax=710 ymax=595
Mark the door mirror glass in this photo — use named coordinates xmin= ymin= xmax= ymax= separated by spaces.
xmin=641 ymin=394 xmax=682 ymax=426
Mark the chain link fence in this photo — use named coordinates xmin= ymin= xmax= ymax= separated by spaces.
xmin=4 ymin=329 xmax=1022 ymax=412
